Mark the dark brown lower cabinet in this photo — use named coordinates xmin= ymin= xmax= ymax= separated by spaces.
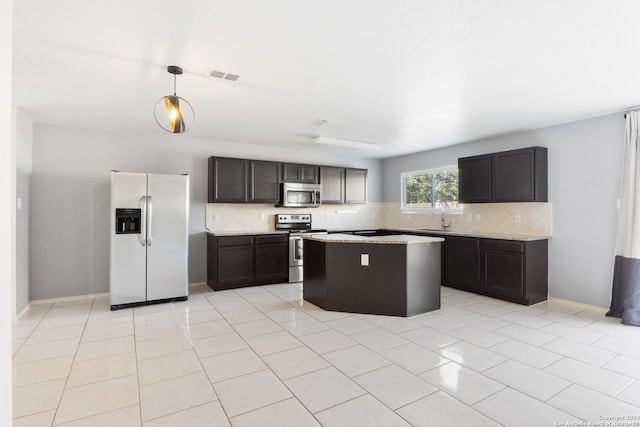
xmin=207 ymin=233 xmax=288 ymax=290
xmin=255 ymin=235 xmax=288 ymax=283
xmin=443 ymin=236 xmax=480 ymax=289
xmin=441 ymin=235 xmax=548 ymax=305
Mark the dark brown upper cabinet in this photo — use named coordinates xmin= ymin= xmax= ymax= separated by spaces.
xmin=458 ymin=147 xmax=547 ymax=203
xmin=208 ymin=157 xmax=248 ymax=203
xmin=492 ymin=147 xmax=547 ymax=202
xmin=320 ymin=166 xmax=345 ymax=204
xmin=345 ymin=168 xmax=367 ymax=204
xmin=458 ymin=154 xmax=492 ymax=203
xmin=282 ymin=163 xmax=319 ymax=184
xmin=249 ymin=160 xmax=281 ymax=203
xmin=208 ymin=157 xmax=282 ymax=204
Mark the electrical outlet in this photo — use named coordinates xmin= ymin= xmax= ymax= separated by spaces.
xmin=467 ymin=213 xmax=472 ymax=221
xmin=361 ymin=254 xmax=369 ymax=266
xmin=214 ymin=213 xmax=220 ymax=221
xmin=259 ymin=213 xmax=265 ymax=221
xmin=475 ymin=214 xmax=481 ymax=222
xmin=515 ymin=214 xmax=521 ymax=224
xmin=16 ymin=197 xmax=22 ymax=210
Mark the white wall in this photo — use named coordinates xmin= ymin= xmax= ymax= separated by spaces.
xmin=382 ymin=113 xmax=624 ymax=308
xmin=13 ymin=109 xmax=32 ymax=314
xmin=30 ymin=123 xmax=382 ymax=300
xmin=1 ymin=0 xmax=14 ymax=422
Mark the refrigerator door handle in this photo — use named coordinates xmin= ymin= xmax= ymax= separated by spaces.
xmin=147 ymin=195 xmax=153 ymax=246
xmin=139 ymin=195 xmax=147 ymax=247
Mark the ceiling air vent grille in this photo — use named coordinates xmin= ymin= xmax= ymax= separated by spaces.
xmin=209 ymin=70 xmax=240 ymax=81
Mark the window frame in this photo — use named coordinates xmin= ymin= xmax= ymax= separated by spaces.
xmin=400 ymin=165 xmax=463 ymax=213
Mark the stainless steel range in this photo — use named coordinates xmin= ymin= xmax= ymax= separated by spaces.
xmin=275 ymin=214 xmax=327 ymax=283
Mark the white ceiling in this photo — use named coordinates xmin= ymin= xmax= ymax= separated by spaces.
xmin=12 ymin=0 xmax=640 ymax=159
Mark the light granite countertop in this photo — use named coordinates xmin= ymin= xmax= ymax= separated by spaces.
xmin=207 ymin=228 xmax=550 ymax=241
xmin=206 ymin=230 xmax=289 ymax=236
xmin=303 ymin=233 xmax=445 ymax=244
xmin=394 ymin=228 xmax=550 ymax=241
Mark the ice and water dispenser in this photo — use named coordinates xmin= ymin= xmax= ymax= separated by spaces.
xmin=115 ymin=208 xmax=141 ymax=234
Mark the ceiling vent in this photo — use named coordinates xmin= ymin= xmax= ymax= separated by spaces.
xmin=209 ymin=70 xmax=240 ymax=81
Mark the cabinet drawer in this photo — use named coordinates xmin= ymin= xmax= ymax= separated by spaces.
xmin=255 ymin=234 xmax=288 ymax=245
xmin=217 ymin=236 xmax=254 ymax=247
xmin=445 ymin=236 xmax=479 ymax=248
xmin=481 ymin=239 xmax=523 ymax=253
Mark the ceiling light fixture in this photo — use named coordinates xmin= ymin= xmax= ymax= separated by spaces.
xmin=312 ymin=136 xmax=380 ymax=150
xmin=154 ymin=65 xmax=195 ymax=134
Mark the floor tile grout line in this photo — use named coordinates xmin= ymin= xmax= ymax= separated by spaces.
xmin=48 ymin=296 xmax=95 ymax=426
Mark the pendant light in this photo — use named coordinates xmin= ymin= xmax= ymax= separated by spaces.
xmin=154 ymin=65 xmax=195 ymax=133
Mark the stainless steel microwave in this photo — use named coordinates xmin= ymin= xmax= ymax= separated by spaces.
xmin=277 ymin=182 xmax=321 ymax=208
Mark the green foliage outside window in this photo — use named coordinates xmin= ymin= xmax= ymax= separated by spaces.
xmin=402 ymin=167 xmax=459 ymax=210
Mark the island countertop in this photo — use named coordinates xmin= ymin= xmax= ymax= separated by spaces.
xmin=303 ymin=233 xmax=444 ymax=244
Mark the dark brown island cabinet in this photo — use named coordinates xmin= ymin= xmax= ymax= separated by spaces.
xmin=207 ymin=233 xmax=288 ymax=290
xmin=303 ymin=235 xmax=443 ymax=316
xmin=458 ymin=146 xmax=548 ymax=203
xmin=440 ymin=234 xmax=548 ymax=305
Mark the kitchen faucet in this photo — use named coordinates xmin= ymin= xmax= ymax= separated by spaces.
xmin=441 ymin=209 xmax=451 ymax=231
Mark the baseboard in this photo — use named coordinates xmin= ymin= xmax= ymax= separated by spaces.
xmin=546 ymin=296 xmax=608 ymax=312
xmin=30 ymin=292 xmax=110 ymax=306
xmin=24 ymin=283 xmax=206 ymax=315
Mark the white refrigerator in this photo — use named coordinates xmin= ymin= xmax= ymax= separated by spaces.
xmin=110 ymin=171 xmax=189 ymax=310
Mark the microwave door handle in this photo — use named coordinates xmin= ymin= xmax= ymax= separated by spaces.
xmin=312 ymin=190 xmax=316 ymax=205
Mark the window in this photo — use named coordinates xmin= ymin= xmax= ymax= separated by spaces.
xmin=401 ymin=165 xmax=461 ymax=211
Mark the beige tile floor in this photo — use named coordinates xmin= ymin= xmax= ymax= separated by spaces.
xmin=11 ymin=283 xmax=640 ymax=426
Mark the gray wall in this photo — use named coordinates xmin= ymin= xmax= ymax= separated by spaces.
xmin=13 ymin=109 xmax=32 ymax=314
xmin=30 ymin=123 xmax=382 ymax=300
xmin=383 ymin=113 xmax=624 ymax=307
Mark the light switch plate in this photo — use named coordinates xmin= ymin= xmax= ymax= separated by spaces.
xmin=361 ymin=254 xmax=369 ymax=266
xmin=467 ymin=213 xmax=472 ymax=221
xmin=515 ymin=214 xmax=521 ymax=224
xmin=16 ymin=197 xmax=22 ymax=210
xmin=475 ymin=214 xmax=481 ymax=222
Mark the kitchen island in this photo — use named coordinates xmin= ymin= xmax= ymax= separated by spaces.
xmin=303 ymin=234 xmax=444 ymax=317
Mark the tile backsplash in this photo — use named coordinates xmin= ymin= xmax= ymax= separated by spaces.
xmin=380 ymin=202 xmax=552 ymax=236
xmin=206 ymin=202 xmax=552 ymax=237
xmin=205 ymin=203 xmax=381 ymax=233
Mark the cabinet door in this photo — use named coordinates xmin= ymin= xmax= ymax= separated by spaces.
xmin=458 ymin=155 xmax=492 ymax=203
xmin=482 ymin=249 xmax=524 ymax=298
xmin=492 ymin=148 xmax=536 ymax=202
xmin=345 ymin=168 xmax=367 ymax=204
xmin=208 ymin=157 xmax=248 ymax=203
xmin=217 ymin=245 xmax=255 ymax=287
xmin=492 ymin=147 xmax=548 ymax=202
xmin=282 ymin=163 xmax=302 ymax=182
xmin=320 ymin=167 xmax=345 ymax=204
xmin=300 ymin=165 xmax=319 ymax=183
xmin=255 ymin=243 xmax=288 ymax=283
xmin=283 ymin=163 xmax=319 ymax=183
xmin=250 ymin=160 xmax=281 ymax=203
xmin=443 ymin=237 xmax=480 ymax=288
